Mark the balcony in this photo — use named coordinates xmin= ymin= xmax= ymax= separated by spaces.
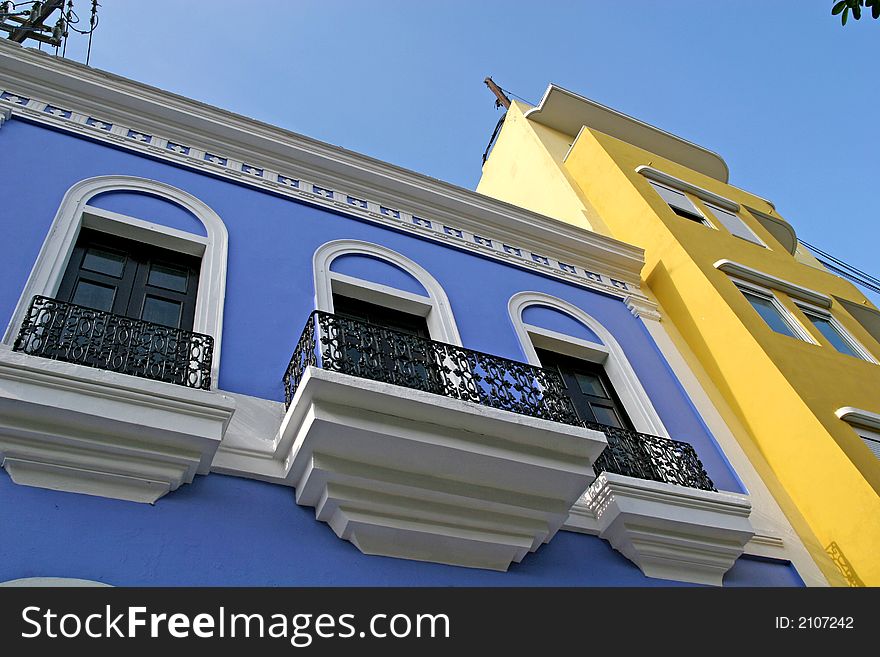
xmin=276 ymin=311 xmax=751 ymax=576
xmin=0 ymin=296 xmax=234 ymax=504
xmin=13 ymin=295 xmax=213 ymax=389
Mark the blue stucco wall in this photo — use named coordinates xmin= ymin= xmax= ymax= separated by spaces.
xmin=0 ymin=474 xmax=801 ymax=587
xmin=0 ymin=118 xmax=798 ymax=586
xmin=329 ymin=254 xmax=428 ymax=296
xmin=88 ymin=190 xmax=208 ymax=237
xmin=522 ymin=305 xmax=604 ymax=344
xmin=0 ymin=119 xmax=744 ymax=494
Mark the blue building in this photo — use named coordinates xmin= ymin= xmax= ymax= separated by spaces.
xmin=0 ymin=41 xmax=821 ymax=587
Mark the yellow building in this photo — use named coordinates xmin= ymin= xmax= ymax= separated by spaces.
xmin=478 ymin=85 xmax=880 ymax=586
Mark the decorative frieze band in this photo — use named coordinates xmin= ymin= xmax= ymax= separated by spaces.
xmin=0 ymin=89 xmax=656 ymax=307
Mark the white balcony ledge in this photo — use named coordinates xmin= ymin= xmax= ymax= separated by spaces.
xmin=574 ymin=473 xmax=754 ymax=586
xmin=0 ymin=347 xmax=235 ymax=504
xmin=241 ymin=366 xmax=608 ymax=571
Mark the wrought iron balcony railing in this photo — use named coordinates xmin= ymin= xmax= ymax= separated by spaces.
xmin=13 ymin=295 xmax=213 ymax=389
xmin=283 ymin=310 xmax=717 ymax=492
xmin=588 ymin=422 xmax=716 ymax=491
xmin=283 ymin=310 xmax=582 ymax=425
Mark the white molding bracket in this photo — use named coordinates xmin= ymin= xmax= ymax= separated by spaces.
xmin=213 ymin=366 xmax=607 ymax=571
xmin=0 ymin=347 xmax=235 ymax=504
xmin=581 ymin=473 xmax=754 ymax=586
xmin=624 ymin=295 xmax=662 ymax=321
xmin=714 ymin=259 xmax=832 ymax=308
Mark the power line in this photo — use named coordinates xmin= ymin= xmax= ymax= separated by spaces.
xmin=498 ymin=86 xmax=537 ymax=107
xmin=799 ymin=239 xmax=880 ymax=295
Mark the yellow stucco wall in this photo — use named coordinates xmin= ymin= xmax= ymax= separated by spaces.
xmin=479 ymin=110 xmax=880 ymax=586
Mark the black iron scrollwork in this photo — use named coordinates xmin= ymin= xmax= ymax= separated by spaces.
xmin=282 ymin=311 xmax=581 ymax=427
xmin=587 ymin=421 xmax=716 ymax=491
xmin=14 ymin=295 xmax=213 ymax=389
xmin=282 ymin=310 xmax=717 ymax=491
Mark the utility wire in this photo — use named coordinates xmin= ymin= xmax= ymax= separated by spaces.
xmin=799 ymin=239 xmax=880 ymax=286
xmin=498 ymin=86 xmax=537 ymax=107
xmin=798 ymin=239 xmax=880 ymax=295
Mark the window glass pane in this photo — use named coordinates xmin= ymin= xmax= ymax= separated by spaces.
xmin=741 ymin=290 xmax=798 ymax=338
xmin=648 ymin=182 xmax=704 ymax=222
xmin=71 ymin=280 xmax=115 ymax=312
xmin=82 ymin=247 xmax=125 ymax=277
xmin=705 ymin=204 xmax=764 ymax=245
xmin=592 ymin=405 xmax=623 ymax=428
xmin=148 ymin=261 xmax=189 ymax=292
xmin=805 ymin=313 xmax=860 ymax=358
xmin=142 ymin=295 xmax=182 ymax=328
xmin=575 ymin=372 xmax=607 ymax=397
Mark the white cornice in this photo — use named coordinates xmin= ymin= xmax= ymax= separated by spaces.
xmin=0 ymin=41 xmax=648 ymax=295
xmin=714 ymin=259 xmax=832 ymax=308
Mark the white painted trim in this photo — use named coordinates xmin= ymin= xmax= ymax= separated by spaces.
xmin=634 ymin=314 xmax=830 ymax=586
xmin=508 ymin=291 xmax=668 ymax=437
xmin=0 ymin=347 xmax=235 ymax=503
xmin=2 ymin=175 xmax=228 ymax=387
xmin=836 ymin=407 xmax=880 ymax=432
xmin=636 ymin=165 xmax=740 ymax=212
xmin=581 ymin=472 xmax=754 ymax=586
xmin=313 ymin=239 xmax=461 ymax=345
xmin=229 ymin=366 xmax=606 ymax=571
xmin=0 ymin=47 xmax=649 ymax=295
xmin=715 ymin=259 xmax=832 ymax=309
xmin=794 ymin=301 xmax=878 ymax=364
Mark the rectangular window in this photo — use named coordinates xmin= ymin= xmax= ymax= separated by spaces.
xmin=738 ymin=286 xmax=803 ymax=339
xmin=57 ymin=228 xmax=200 ymax=331
xmin=800 ymin=307 xmax=872 ymax=361
xmin=704 ymin=203 xmax=766 ymax=246
xmin=648 ymin=181 xmax=708 ymax=225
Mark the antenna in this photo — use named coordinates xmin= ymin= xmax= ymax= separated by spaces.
xmin=484 ymin=77 xmax=511 ymax=110
xmin=1 ymin=0 xmax=100 ymax=64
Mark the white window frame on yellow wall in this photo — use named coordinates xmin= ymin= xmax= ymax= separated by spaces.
xmin=730 ymin=277 xmax=815 ymax=343
xmin=645 ymin=180 xmax=713 ymax=227
xmin=794 ymin=301 xmax=878 ymax=363
xmin=702 ymin=202 xmax=767 ymax=247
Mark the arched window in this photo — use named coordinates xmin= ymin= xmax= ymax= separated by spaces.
xmin=508 ymin=291 xmax=668 ymax=436
xmin=312 ymin=239 xmax=460 ymax=345
xmin=3 ymin=176 xmax=228 ymax=388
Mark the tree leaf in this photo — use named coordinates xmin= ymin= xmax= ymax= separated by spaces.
xmin=873 ymin=3 xmax=880 ymax=19
xmin=832 ymin=0 xmax=847 ymax=12
xmin=853 ymin=3 xmax=862 ymax=18
xmin=842 ymin=6 xmax=849 ymax=23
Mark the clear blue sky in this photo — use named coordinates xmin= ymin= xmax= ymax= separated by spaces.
xmin=56 ymin=1 xmax=878 ymax=302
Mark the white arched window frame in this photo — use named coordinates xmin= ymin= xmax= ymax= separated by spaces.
xmin=508 ymin=291 xmax=668 ymax=437
xmin=2 ymin=175 xmax=228 ymax=387
xmin=313 ymin=239 xmax=461 ymax=345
